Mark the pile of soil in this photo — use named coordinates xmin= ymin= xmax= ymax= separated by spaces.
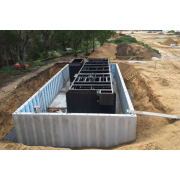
xmin=111 ymin=33 xmax=120 ymax=38
xmin=147 ymin=31 xmax=152 ymax=33
xmin=89 ymin=43 xmax=117 ymax=59
xmin=161 ymin=38 xmax=178 ymax=46
xmin=157 ymin=32 xmax=164 ymax=35
xmin=116 ymin=43 xmax=159 ymax=60
xmin=175 ymin=32 xmax=180 ymax=35
xmin=119 ymin=33 xmax=126 ymax=36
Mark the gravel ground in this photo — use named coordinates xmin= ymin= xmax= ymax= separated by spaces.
xmin=2 ymin=128 xmax=17 ymax=142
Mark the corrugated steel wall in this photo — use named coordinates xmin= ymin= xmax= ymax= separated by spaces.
xmin=15 ymin=65 xmax=69 ymax=113
xmin=13 ymin=63 xmax=137 ymax=148
xmin=115 ymin=64 xmax=134 ymax=114
xmin=13 ymin=113 xmax=136 ymax=148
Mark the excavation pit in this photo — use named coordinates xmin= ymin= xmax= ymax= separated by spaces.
xmin=12 ymin=60 xmax=137 ymax=148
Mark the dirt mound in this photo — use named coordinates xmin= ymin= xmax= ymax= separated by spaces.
xmin=111 ymin=33 xmax=120 ymax=38
xmin=175 ymin=32 xmax=180 ymax=35
xmin=157 ymin=32 xmax=164 ymax=35
xmin=89 ymin=43 xmax=117 ymax=59
xmin=119 ymin=33 xmax=126 ymax=36
xmin=161 ymin=38 xmax=178 ymax=46
xmin=116 ymin=43 xmax=159 ymax=60
xmin=147 ymin=31 xmax=152 ymax=33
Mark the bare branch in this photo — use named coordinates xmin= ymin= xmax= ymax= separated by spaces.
xmin=1 ymin=45 xmax=16 ymax=55
xmin=49 ymin=30 xmax=56 ymax=45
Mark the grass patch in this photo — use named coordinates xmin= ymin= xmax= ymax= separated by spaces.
xmin=167 ymin=30 xmax=175 ymax=33
xmin=0 ymin=66 xmax=21 ymax=75
xmin=0 ymin=61 xmax=46 ymax=76
xmin=108 ymin=35 xmax=138 ymax=45
xmin=84 ymin=52 xmax=91 ymax=56
xmin=108 ymin=35 xmax=161 ymax=55
xmin=56 ymin=40 xmax=98 ymax=57
xmin=30 ymin=61 xmax=45 ymax=67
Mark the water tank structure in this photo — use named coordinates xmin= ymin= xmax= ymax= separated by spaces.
xmin=12 ymin=58 xmax=137 ymax=148
xmin=66 ymin=58 xmax=116 ymax=114
xmin=69 ymin=59 xmax=84 ymax=84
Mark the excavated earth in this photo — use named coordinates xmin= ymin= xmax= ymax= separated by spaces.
xmin=1 ymin=32 xmax=180 ymax=150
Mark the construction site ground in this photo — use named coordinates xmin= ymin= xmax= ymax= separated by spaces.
xmin=1 ymin=31 xmax=180 ymax=150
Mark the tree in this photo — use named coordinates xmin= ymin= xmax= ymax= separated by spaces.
xmin=12 ymin=30 xmax=35 ymax=70
xmin=56 ymin=30 xmax=73 ymax=52
xmin=0 ymin=30 xmax=18 ymax=73
xmin=71 ymin=30 xmax=85 ymax=50
xmin=41 ymin=30 xmax=56 ymax=54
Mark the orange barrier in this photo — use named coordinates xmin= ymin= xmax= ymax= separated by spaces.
xmin=15 ymin=64 xmax=29 ymax=68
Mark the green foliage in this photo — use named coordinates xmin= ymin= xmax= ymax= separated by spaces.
xmin=84 ymin=52 xmax=91 ymax=56
xmin=57 ymin=49 xmax=76 ymax=56
xmin=0 ymin=65 xmax=20 ymax=75
xmin=31 ymin=61 xmax=45 ymax=67
xmin=48 ymin=51 xmax=55 ymax=57
xmin=41 ymin=52 xmax=49 ymax=59
xmin=167 ymin=30 xmax=175 ymax=33
xmin=152 ymin=48 xmax=160 ymax=54
xmin=26 ymin=61 xmax=45 ymax=70
xmin=53 ymin=54 xmax=59 ymax=58
xmin=30 ymin=51 xmax=41 ymax=61
xmin=107 ymin=35 xmax=161 ymax=55
xmin=108 ymin=35 xmax=138 ymax=45
xmin=115 ymin=36 xmax=138 ymax=44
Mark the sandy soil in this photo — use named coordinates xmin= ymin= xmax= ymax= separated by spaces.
xmin=0 ymin=47 xmax=98 ymax=150
xmin=1 ymin=32 xmax=180 ymax=150
xmin=81 ymin=31 xmax=180 ymax=150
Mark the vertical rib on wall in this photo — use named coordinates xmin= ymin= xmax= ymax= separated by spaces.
xmin=17 ymin=65 xmax=69 ymax=113
xmin=13 ymin=63 xmax=137 ymax=148
xmin=115 ymin=64 xmax=134 ymax=114
xmin=13 ymin=113 xmax=137 ymax=148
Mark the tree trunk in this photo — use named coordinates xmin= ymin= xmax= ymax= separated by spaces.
xmin=76 ymin=38 xmax=82 ymax=50
xmin=93 ymin=36 xmax=95 ymax=51
xmin=4 ymin=44 xmax=11 ymax=74
xmin=0 ymin=47 xmax=3 ymax=65
xmin=9 ymin=47 xmax=14 ymax=63
xmin=86 ymin=30 xmax=89 ymax=54
xmin=62 ymin=42 xmax=66 ymax=52
xmin=45 ymin=46 xmax=49 ymax=55
xmin=74 ymin=38 xmax=76 ymax=50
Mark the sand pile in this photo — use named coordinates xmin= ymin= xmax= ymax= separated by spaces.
xmin=161 ymin=38 xmax=178 ymax=46
xmin=89 ymin=43 xmax=117 ymax=59
xmin=175 ymin=32 xmax=180 ymax=35
xmin=157 ymin=32 xmax=164 ymax=35
xmin=116 ymin=43 xmax=159 ymax=60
